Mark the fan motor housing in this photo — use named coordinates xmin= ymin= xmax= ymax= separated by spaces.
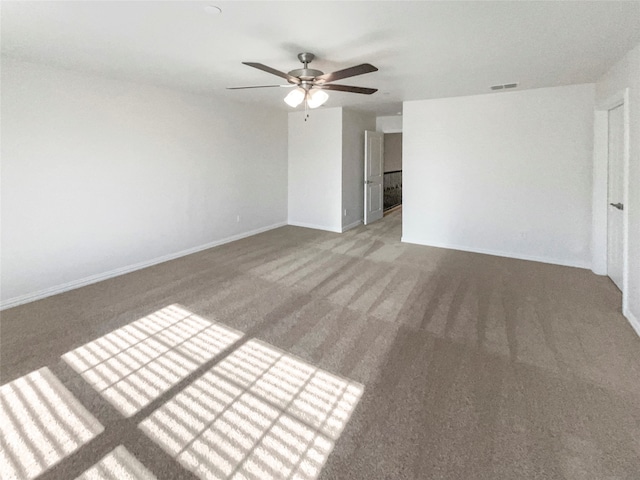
xmin=288 ymin=68 xmax=324 ymax=81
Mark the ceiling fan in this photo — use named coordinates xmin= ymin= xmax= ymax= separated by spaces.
xmin=228 ymin=53 xmax=378 ymax=110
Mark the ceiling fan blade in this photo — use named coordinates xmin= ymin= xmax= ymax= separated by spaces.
xmin=316 ymin=84 xmax=378 ymax=95
xmin=315 ymin=63 xmax=378 ymax=83
xmin=242 ymin=62 xmax=300 ymax=83
xmin=227 ymin=85 xmax=296 ymax=90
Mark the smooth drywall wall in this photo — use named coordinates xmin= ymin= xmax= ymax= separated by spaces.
xmin=376 ymin=115 xmax=403 ymax=133
xmin=288 ymin=108 xmax=343 ymax=232
xmin=596 ymin=43 xmax=640 ymax=333
xmin=384 ymin=133 xmax=403 ymax=172
xmin=342 ymin=110 xmax=376 ymax=231
xmin=1 ymin=58 xmax=288 ymax=307
xmin=403 ymin=83 xmax=595 ymax=268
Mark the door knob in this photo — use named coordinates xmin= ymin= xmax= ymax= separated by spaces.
xmin=610 ymin=203 xmax=624 ymax=210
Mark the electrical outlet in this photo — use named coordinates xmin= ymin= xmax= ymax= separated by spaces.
xmin=236 ymin=215 xmax=241 ymax=223
xmin=344 ymin=209 xmax=348 ymax=217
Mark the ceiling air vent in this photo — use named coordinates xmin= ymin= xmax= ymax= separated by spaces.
xmin=490 ymin=82 xmax=519 ymax=91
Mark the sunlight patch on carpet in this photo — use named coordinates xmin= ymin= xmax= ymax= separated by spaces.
xmin=62 ymin=304 xmax=243 ymax=416
xmin=0 ymin=367 xmax=104 ymax=480
xmin=75 ymin=445 xmax=156 ymax=480
xmin=139 ymin=339 xmax=363 ymax=480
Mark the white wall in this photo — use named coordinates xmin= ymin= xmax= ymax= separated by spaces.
xmin=596 ymin=43 xmax=640 ymax=333
xmin=342 ymin=109 xmax=376 ymax=230
xmin=376 ymin=115 xmax=403 ymax=133
xmin=1 ymin=58 xmax=288 ymax=308
xmin=288 ymin=108 xmax=343 ymax=232
xmin=403 ymin=84 xmax=595 ymax=268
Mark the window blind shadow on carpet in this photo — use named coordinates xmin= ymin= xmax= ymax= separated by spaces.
xmin=1 ymin=304 xmax=363 ymax=480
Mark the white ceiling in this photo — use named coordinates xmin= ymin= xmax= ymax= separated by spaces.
xmin=2 ymin=1 xmax=639 ymax=116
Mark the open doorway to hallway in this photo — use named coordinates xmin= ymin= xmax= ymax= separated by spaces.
xmin=364 ymin=113 xmax=403 ymax=235
xmin=383 ymin=132 xmax=403 ymax=213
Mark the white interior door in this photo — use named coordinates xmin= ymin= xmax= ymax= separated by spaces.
xmin=364 ymin=131 xmax=384 ymax=225
xmin=607 ymin=104 xmax=624 ymax=291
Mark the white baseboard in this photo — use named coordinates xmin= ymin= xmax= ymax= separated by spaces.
xmin=623 ymin=307 xmax=640 ymax=339
xmin=287 ymin=219 xmax=362 ymax=233
xmin=341 ymin=220 xmax=363 ymax=232
xmin=400 ymin=237 xmax=591 ymax=270
xmin=0 ymin=222 xmax=287 ymax=311
xmin=287 ymin=221 xmax=342 ymax=233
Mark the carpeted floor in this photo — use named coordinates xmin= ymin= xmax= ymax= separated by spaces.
xmin=1 ymin=209 xmax=639 ymax=479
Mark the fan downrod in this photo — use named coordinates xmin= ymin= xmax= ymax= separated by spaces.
xmin=297 ymin=52 xmax=315 ymax=67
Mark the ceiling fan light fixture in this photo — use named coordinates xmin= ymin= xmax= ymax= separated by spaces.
xmin=232 ymin=53 xmax=376 ymax=117
xmin=284 ymin=87 xmax=305 ymax=108
xmin=306 ymin=89 xmax=329 ymax=108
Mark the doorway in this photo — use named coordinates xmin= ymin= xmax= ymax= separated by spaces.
xmin=607 ymin=104 xmax=624 ymax=291
xmin=383 ymin=133 xmax=403 ymax=213
xmin=363 ymin=131 xmax=403 ymax=226
xmin=592 ymin=89 xmax=629 ymax=313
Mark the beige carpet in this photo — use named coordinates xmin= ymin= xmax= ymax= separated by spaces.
xmin=1 ymin=209 xmax=639 ymax=479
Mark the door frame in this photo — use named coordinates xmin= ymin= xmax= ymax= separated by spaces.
xmin=592 ymin=88 xmax=630 ymax=313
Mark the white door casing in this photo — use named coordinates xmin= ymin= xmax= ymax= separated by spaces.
xmin=364 ymin=131 xmax=384 ymax=225
xmin=607 ymin=104 xmax=624 ymax=291
xmin=592 ymin=88 xmax=632 ymax=329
